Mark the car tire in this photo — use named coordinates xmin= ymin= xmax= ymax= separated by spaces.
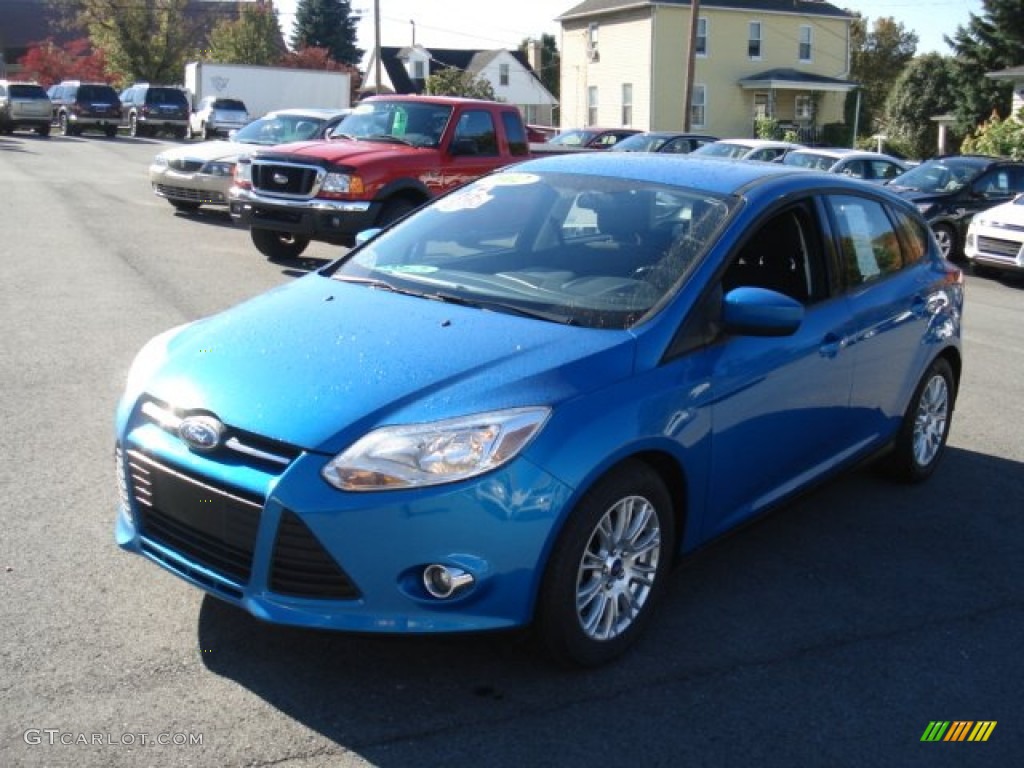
xmin=105 ymin=125 xmax=117 ymax=138
xmin=36 ymin=125 xmax=51 ymax=137
xmin=885 ymin=357 xmax=954 ymax=483
xmin=251 ymin=229 xmax=311 ymax=260
xmin=202 ymin=122 xmax=212 ymax=141
xmin=59 ymin=113 xmax=71 ymax=136
xmin=174 ymin=127 xmax=187 ymax=140
xmin=169 ymin=200 xmax=201 ymax=212
xmin=536 ymin=459 xmax=675 ymax=667
xmin=968 ymin=261 xmax=999 ymax=279
xmin=129 ymin=114 xmax=143 ymax=138
xmin=932 ymin=223 xmax=957 ymax=261
xmin=185 ymin=122 xmax=194 ymax=140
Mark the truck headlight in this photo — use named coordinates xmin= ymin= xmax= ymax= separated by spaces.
xmin=321 ymin=172 xmax=364 ymax=195
xmin=322 ymin=407 xmax=550 ymax=491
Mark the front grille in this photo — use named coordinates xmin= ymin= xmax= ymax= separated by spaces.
xmin=168 ymin=158 xmax=204 ymax=173
xmin=127 ymin=450 xmax=262 ymax=583
xmin=270 ymin=511 xmax=361 ymax=599
xmin=155 ymin=184 xmax=226 ymax=204
xmin=977 ymin=235 xmax=1023 ymax=259
xmin=251 ymin=162 xmax=321 ymax=197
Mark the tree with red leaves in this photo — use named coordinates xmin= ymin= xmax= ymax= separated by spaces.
xmin=18 ymin=38 xmax=113 ymax=87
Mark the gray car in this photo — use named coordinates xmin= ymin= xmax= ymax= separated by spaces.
xmin=0 ymin=81 xmax=52 ymax=136
xmin=780 ymin=148 xmax=909 ymax=183
xmin=187 ymin=96 xmax=251 ymax=140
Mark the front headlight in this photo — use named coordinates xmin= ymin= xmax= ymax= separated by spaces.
xmin=322 ymin=407 xmax=551 ymax=491
xmin=321 ymin=172 xmax=364 ymax=195
xmin=203 ymin=160 xmax=235 ymax=177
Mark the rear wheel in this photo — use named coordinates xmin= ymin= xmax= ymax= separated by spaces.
xmin=173 ymin=127 xmax=187 ymax=140
xmin=202 ymin=122 xmax=212 ymax=141
xmin=129 ymin=114 xmax=143 ymax=138
xmin=59 ymin=113 xmax=72 ymax=136
xmin=251 ymin=229 xmax=311 ymax=260
xmin=886 ymin=357 xmax=954 ymax=483
xmin=932 ymin=223 xmax=957 ymax=261
xmin=36 ymin=125 xmax=51 ymax=137
xmin=537 ymin=460 xmax=675 ymax=666
xmin=185 ymin=122 xmax=194 ymax=140
xmin=105 ymin=125 xmax=117 ymax=138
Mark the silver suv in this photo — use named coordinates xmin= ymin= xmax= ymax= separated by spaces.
xmin=0 ymin=81 xmax=52 ymax=136
xmin=187 ymin=96 xmax=250 ymax=140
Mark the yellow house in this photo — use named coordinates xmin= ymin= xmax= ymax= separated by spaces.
xmin=556 ymin=0 xmax=856 ymax=141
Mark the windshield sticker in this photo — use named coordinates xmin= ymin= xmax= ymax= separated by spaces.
xmin=486 ymin=172 xmax=541 ymax=187
xmin=435 ymin=186 xmax=494 ymax=212
xmin=378 ymin=265 xmax=439 ymax=274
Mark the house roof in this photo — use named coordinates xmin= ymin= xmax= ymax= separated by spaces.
xmin=557 ymin=0 xmax=852 ymax=22
xmin=375 ymin=46 xmax=544 ymax=95
xmin=739 ymin=68 xmax=856 ymax=91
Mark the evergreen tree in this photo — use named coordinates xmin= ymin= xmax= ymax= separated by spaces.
xmin=290 ymin=0 xmax=363 ymax=66
xmin=882 ymin=53 xmax=959 ymax=160
xmin=946 ymin=0 xmax=1024 ymax=131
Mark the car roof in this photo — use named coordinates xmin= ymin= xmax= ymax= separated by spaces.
xmin=788 ymin=148 xmax=905 ymax=161
xmin=510 ymin=152 xmax=908 ymax=198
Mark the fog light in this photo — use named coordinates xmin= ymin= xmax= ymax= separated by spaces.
xmin=423 ymin=564 xmax=474 ymax=599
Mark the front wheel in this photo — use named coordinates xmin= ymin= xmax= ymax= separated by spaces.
xmin=251 ymin=228 xmax=311 ymax=260
xmin=537 ymin=460 xmax=675 ymax=666
xmin=886 ymin=357 xmax=954 ymax=483
xmin=932 ymin=223 xmax=957 ymax=261
xmin=378 ymin=198 xmax=417 ymax=228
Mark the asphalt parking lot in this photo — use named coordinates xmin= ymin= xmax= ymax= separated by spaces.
xmin=0 ymin=131 xmax=1021 ymax=767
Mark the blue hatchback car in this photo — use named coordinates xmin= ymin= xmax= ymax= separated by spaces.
xmin=115 ymin=154 xmax=964 ymax=666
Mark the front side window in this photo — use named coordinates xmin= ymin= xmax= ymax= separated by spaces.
xmin=453 ymin=110 xmax=498 ymax=156
xmin=828 ymin=195 xmax=905 ymax=286
xmin=749 ymin=22 xmax=762 ymax=58
xmin=799 ymin=26 xmax=812 ymax=62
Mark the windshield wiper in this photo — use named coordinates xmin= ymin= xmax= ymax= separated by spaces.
xmin=363 ymin=134 xmax=414 ymax=146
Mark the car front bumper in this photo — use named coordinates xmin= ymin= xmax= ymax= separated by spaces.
xmin=115 ymin=418 xmax=571 ymax=633
xmin=229 ymin=187 xmax=382 ymax=243
xmin=150 ymin=167 xmax=232 ymax=206
xmin=965 ymin=224 xmax=1024 ymax=273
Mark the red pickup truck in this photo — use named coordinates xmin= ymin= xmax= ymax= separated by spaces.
xmin=229 ymin=95 xmax=535 ymax=259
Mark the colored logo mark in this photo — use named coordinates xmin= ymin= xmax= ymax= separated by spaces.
xmin=921 ymin=721 xmax=997 ymax=742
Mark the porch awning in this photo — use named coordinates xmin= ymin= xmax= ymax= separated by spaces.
xmin=739 ymin=68 xmax=857 ymax=93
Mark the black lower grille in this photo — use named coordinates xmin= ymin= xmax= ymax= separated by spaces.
xmin=270 ymin=511 xmax=361 ymax=599
xmin=127 ymin=450 xmax=262 ymax=583
xmin=977 ymin=236 xmax=1022 ymax=259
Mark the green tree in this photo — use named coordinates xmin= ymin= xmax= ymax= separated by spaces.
xmin=55 ymin=0 xmax=219 ymax=85
xmin=425 ymin=68 xmax=497 ymax=100
xmin=518 ymin=34 xmax=559 ymax=100
xmin=881 ymin=53 xmax=959 ymax=160
xmin=206 ymin=2 xmax=285 ymax=66
xmin=845 ymin=14 xmax=918 ymax=138
xmin=290 ymin=0 xmax=362 ymax=66
xmin=946 ymin=0 xmax=1024 ymax=131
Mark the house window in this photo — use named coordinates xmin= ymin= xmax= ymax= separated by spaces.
xmin=413 ymin=60 xmax=425 ymax=80
xmin=588 ymin=22 xmax=599 ymax=60
xmin=524 ymin=104 xmax=537 ymax=124
xmin=795 ymin=95 xmax=813 ymax=120
xmin=499 ymin=63 xmax=510 ymax=87
xmin=748 ymin=21 xmax=762 ymax=59
xmin=754 ymin=92 xmax=771 ymax=120
xmin=799 ymin=26 xmax=812 ymax=62
xmin=690 ymin=84 xmax=706 ymax=129
xmin=588 ymin=86 xmax=598 ymax=126
xmin=696 ymin=17 xmax=708 ymax=57
xmin=622 ymin=83 xmax=633 ymax=126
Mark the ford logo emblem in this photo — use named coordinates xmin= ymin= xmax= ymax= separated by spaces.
xmin=178 ymin=415 xmax=224 ymax=452
xmin=273 ymin=172 xmax=289 ymax=185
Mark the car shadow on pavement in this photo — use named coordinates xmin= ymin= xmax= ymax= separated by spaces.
xmin=196 ymin=445 xmax=1023 ymax=766
xmin=171 ymin=209 xmax=237 ymax=229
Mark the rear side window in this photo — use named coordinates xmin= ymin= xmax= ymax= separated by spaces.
xmin=78 ymin=85 xmax=118 ymax=101
xmin=147 ymin=88 xmax=188 ymax=107
xmin=827 ymin=195 xmax=904 ymax=286
xmin=213 ymin=99 xmax=246 ymax=110
xmin=501 ymin=111 xmax=529 ymax=156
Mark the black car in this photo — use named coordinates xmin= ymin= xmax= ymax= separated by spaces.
xmin=49 ymin=81 xmax=122 ymax=137
xmin=885 ymin=155 xmax=1024 ymax=259
xmin=120 ymin=84 xmax=190 ymax=139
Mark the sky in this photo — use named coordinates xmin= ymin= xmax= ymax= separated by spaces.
xmin=271 ymin=0 xmax=985 ymax=59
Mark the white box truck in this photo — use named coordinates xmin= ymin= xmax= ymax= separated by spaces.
xmin=184 ymin=62 xmax=351 ymax=119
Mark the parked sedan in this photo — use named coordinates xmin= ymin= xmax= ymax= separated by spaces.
xmin=692 ymin=138 xmax=803 ymax=162
xmin=116 ymin=154 xmax=963 ymax=666
xmin=964 ymin=194 xmax=1024 ymax=277
xmin=885 ymin=154 xmax=1024 ymax=259
xmin=780 ymin=148 xmax=908 ymax=183
xmin=609 ymin=131 xmax=719 ymax=154
xmin=150 ymin=107 xmax=351 ymax=211
xmin=547 ymin=127 xmax=641 ymax=149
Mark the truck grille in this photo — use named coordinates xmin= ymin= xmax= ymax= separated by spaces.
xmin=127 ymin=450 xmax=262 ymax=583
xmin=251 ymin=161 xmax=322 ymax=198
xmin=977 ymin=236 xmax=1022 ymax=259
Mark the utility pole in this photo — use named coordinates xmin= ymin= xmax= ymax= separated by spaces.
xmin=683 ymin=0 xmax=700 ymax=131
xmin=374 ymin=0 xmax=382 ymax=94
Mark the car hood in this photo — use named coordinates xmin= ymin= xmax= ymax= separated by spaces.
xmin=258 ymin=139 xmax=431 ymax=165
xmin=142 ymin=274 xmax=635 ymax=454
xmin=158 ymin=139 xmax=246 ymax=163
xmin=972 ymin=198 xmax=1024 ymax=226
xmin=884 ymin=186 xmax=951 ymax=204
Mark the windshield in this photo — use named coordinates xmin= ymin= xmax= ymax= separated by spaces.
xmin=693 ymin=142 xmax=751 ymax=159
xmin=782 ymin=152 xmax=837 ymax=170
xmin=549 ymin=130 xmax=595 ymax=146
xmin=610 ymin=134 xmax=667 ymax=152
xmin=888 ymin=159 xmax=983 ymax=193
xmin=334 ymin=101 xmax=452 ymax=147
xmin=326 ymin=170 xmax=733 ymax=330
xmin=213 ymin=99 xmax=246 ymax=111
xmin=232 ymin=113 xmax=325 ymax=144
